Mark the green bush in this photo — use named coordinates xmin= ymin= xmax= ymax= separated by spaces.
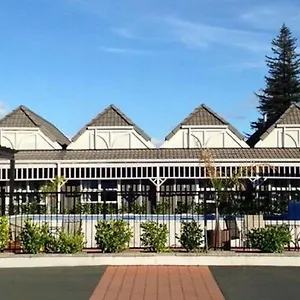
xmin=119 ymin=202 xmax=147 ymax=214
xmin=20 ymin=220 xmax=56 ymax=254
xmin=140 ymin=221 xmax=168 ymax=252
xmin=247 ymin=224 xmax=292 ymax=253
xmin=95 ymin=220 xmax=132 ymax=253
xmin=0 ymin=216 xmax=9 ymax=252
xmin=56 ymin=230 xmax=85 ymax=254
xmin=20 ymin=219 xmax=85 ymax=254
xmin=176 ymin=221 xmax=203 ymax=252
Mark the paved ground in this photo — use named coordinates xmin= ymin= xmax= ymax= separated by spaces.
xmin=0 ymin=265 xmax=300 ymax=299
xmin=0 ymin=266 xmax=107 ymax=300
xmin=211 ymin=266 xmax=300 ymax=300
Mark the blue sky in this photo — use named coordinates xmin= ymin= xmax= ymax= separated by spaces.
xmin=1 ymin=0 xmax=300 ymax=144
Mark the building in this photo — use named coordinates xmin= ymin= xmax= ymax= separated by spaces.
xmin=0 ymin=103 xmax=300 ymax=212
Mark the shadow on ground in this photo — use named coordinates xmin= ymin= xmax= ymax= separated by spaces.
xmin=210 ymin=266 xmax=300 ymax=300
xmin=0 ymin=266 xmax=107 ymax=300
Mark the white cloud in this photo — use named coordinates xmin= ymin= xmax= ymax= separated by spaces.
xmin=239 ymin=4 xmax=300 ymax=31
xmin=99 ymin=46 xmax=152 ymax=55
xmin=111 ymin=27 xmax=136 ymax=39
xmin=160 ymin=15 xmax=270 ymax=52
xmin=213 ymin=60 xmax=265 ymax=70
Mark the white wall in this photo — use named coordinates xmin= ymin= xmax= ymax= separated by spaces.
xmin=69 ymin=128 xmax=155 ymax=149
xmin=255 ymin=126 xmax=300 ymax=148
xmin=0 ymin=129 xmax=61 ymax=150
xmin=161 ymin=127 xmax=248 ymax=148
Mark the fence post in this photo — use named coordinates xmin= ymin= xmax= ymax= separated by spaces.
xmin=103 ymin=190 xmax=106 ymax=220
xmin=203 ymin=188 xmax=208 ymax=251
xmin=1 ymin=188 xmax=5 ymax=216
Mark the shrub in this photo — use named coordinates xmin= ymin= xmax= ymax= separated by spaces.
xmin=56 ymin=229 xmax=85 ymax=254
xmin=20 ymin=220 xmax=56 ymax=254
xmin=140 ymin=221 xmax=168 ymax=252
xmin=119 ymin=202 xmax=147 ymax=214
xmin=20 ymin=220 xmax=85 ymax=254
xmin=0 ymin=216 xmax=9 ymax=252
xmin=176 ymin=221 xmax=204 ymax=252
xmin=95 ymin=220 xmax=132 ymax=253
xmin=247 ymin=224 xmax=292 ymax=253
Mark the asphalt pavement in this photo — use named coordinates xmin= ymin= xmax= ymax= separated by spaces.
xmin=210 ymin=266 xmax=300 ymax=300
xmin=0 ymin=266 xmax=106 ymax=300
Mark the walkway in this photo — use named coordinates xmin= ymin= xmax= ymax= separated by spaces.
xmin=90 ymin=266 xmax=224 ymax=300
xmin=1 ymin=265 xmax=300 ymax=299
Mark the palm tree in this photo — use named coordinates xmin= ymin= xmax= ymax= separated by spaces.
xmin=40 ymin=176 xmax=66 ymax=214
xmin=201 ymin=149 xmax=273 ymax=249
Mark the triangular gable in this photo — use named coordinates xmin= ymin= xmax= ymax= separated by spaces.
xmin=0 ymin=105 xmax=70 ymax=146
xmin=247 ymin=104 xmax=300 ymax=147
xmin=72 ymin=104 xmax=152 ymax=142
xmin=165 ymin=103 xmax=245 ymax=141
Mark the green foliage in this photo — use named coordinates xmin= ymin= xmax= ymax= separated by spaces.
xmin=20 ymin=219 xmax=84 ymax=254
xmin=247 ymin=224 xmax=292 ymax=253
xmin=176 ymin=221 xmax=204 ymax=252
xmin=252 ymin=24 xmax=300 ymax=130
xmin=20 ymin=220 xmax=56 ymax=254
xmin=175 ymin=201 xmax=205 ymax=214
xmin=56 ymin=230 xmax=85 ymax=254
xmin=154 ymin=201 xmax=171 ymax=214
xmin=95 ymin=220 xmax=132 ymax=253
xmin=68 ymin=203 xmax=117 ymax=214
xmin=140 ymin=221 xmax=168 ymax=252
xmin=119 ymin=202 xmax=147 ymax=214
xmin=0 ymin=216 xmax=9 ymax=252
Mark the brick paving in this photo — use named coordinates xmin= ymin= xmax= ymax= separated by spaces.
xmin=90 ymin=266 xmax=225 ymax=300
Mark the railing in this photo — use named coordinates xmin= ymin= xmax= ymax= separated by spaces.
xmin=2 ymin=189 xmax=300 ymax=252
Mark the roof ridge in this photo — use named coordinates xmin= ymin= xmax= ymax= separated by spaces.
xmin=71 ymin=104 xmax=152 ymax=143
xmin=247 ymin=103 xmax=300 ymax=147
xmin=20 ymin=106 xmax=70 ymax=144
xmin=164 ymin=103 xmax=244 ymax=141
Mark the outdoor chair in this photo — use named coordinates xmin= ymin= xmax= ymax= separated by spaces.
xmin=224 ymin=216 xmax=241 ymax=240
xmin=61 ymin=220 xmax=81 ymax=236
xmin=241 ymin=214 xmax=265 ymax=248
xmin=224 ymin=215 xmax=265 ymax=248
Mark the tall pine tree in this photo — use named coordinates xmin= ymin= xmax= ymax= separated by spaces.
xmin=251 ymin=24 xmax=300 ymax=130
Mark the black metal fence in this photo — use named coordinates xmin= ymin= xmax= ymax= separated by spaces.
xmin=2 ymin=189 xmax=300 ymax=252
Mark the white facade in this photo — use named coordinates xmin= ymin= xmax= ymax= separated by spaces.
xmin=0 ymin=128 xmax=62 ymax=150
xmin=255 ymin=125 xmax=300 ymax=148
xmin=68 ymin=126 xmax=155 ymax=149
xmin=161 ymin=126 xmax=249 ymax=148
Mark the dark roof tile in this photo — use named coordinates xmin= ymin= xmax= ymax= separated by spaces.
xmin=0 ymin=106 xmax=70 ymax=146
xmin=71 ymin=104 xmax=152 ymax=142
xmin=165 ymin=104 xmax=245 ymax=141
xmin=13 ymin=148 xmax=300 ymax=161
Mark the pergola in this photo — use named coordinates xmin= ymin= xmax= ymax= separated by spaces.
xmin=0 ymin=146 xmax=17 ymax=215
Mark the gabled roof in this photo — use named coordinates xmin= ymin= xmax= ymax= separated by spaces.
xmin=0 ymin=105 xmax=70 ymax=146
xmin=165 ymin=104 xmax=245 ymax=141
xmin=247 ymin=104 xmax=300 ymax=147
xmin=72 ymin=104 xmax=151 ymax=142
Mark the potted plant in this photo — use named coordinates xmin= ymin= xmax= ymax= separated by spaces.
xmin=201 ymin=149 xmax=271 ymax=250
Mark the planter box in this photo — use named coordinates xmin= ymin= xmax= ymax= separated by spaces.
xmin=207 ymin=229 xmax=230 ymax=250
xmin=7 ymin=241 xmax=22 ymax=253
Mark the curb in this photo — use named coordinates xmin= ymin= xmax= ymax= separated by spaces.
xmin=0 ymin=254 xmax=300 ymax=268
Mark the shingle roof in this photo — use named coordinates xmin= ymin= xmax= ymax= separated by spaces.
xmin=13 ymin=148 xmax=300 ymax=161
xmin=71 ymin=104 xmax=151 ymax=142
xmin=165 ymin=104 xmax=245 ymax=141
xmin=247 ymin=104 xmax=300 ymax=147
xmin=0 ymin=106 xmax=70 ymax=147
